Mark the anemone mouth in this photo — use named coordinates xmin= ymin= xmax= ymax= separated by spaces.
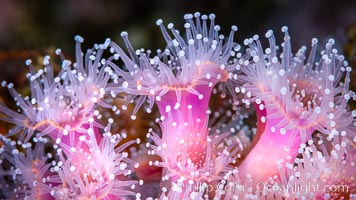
xmin=289 ymin=79 xmax=322 ymax=110
xmin=253 ymin=72 xmax=323 ymax=111
xmin=253 ymin=84 xmax=322 ymax=130
xmin=166 ymin=138 xmax=209 ymax=170
xmin=24 ymin=111 xmax=87 ymax=134
xmin=321 ymin=178 xmax=356 ymax=199
xmin=156 ymin=132 xmax=239 ymax=183
xmin=69 ymin=158 xmax=112 ymax=189
xmin=161 ymin=61 xmax=228 ymax=94
xmin=131 ymin=61 xmax=228 ymax=97
xmin=30 ymin=159 xmax=42 ymax=173
xmin=240 ymin=27 xmax=355 ymax=136
xmin=24 ymin=93 xmax=96 ymax=133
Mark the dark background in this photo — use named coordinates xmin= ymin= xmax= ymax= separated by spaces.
xmin=0 ymin=0 xmax=356 ymax=86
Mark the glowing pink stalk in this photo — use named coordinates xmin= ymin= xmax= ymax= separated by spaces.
xmin=155 ymin=83 xmax=218 ymax=144
xmin=238 ymin=105 xmax=307 ymax=184
xmin=155 ymin=88 xmax=212 ymax=184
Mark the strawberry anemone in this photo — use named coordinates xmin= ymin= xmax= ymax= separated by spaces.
xmin=0 ymin=36 xmax=114 ymax=154
xmin=107 ymin=12 xmax=241 ymax=197
xmin=237 ymin=27 xmax=355 ymax=185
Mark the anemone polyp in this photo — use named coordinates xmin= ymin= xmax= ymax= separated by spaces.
xmin=225 ymin=137 xmax=356 ymax=199
xmin=0 ymin=135 xmax=58 ymax=199
xmin=241 ymin=28 xmax=354 ymax=139
xmin=237 ymin=27 xmax=356 ymax=186
xmin=107 ymin=12 xmax=240 ymax=116
xmin=52 ymin=122 xmax=137 ymax=200
xmin=275 ymin=136 xmax=356 ymax=199
xmin=0 ymin=36 xmax=113 ymax=149
xmin=147 ymin=106 xmax=241 ymax=199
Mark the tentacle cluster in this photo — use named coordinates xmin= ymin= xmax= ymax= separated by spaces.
xmin=0 ymin=36 xmax=114 ymax=142
xmin=0 ymin=135 xmax=60 ymax=199
xmin=240 ymin=27 xmax=356 ymax=141
xmin=107 ymin=12 xmax=240 ymax=115
xmin=52 ymin=121 xmax=138 ymax=200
